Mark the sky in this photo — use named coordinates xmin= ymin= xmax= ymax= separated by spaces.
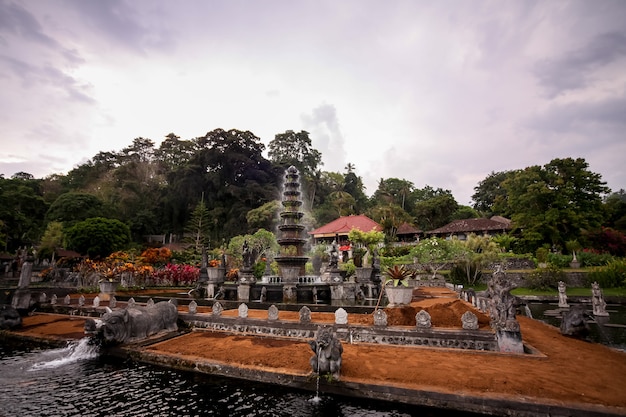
xmin=1 ymin=0 xmax=625 ymax=205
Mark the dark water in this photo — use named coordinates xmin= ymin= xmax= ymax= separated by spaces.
xmin=0 ymin=341 xmax=481 ymax=417
xmin=526 ymin=302 xmax=626 ymax=351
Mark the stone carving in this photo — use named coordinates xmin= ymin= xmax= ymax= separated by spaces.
xmin=0 ymin=305 xmax=22 ymax=330
xmin=560 ymin=305 xmax=589 ymax=338
xmin=328 ymin=239 xmax=339 ymax=269
xmin=488 ymin=268 xmax=524 ymax=353
xmin=88 ymin=301 xmax=178 ymax=344
xmin=212 ymin=301 xmax=223 ymax=316
xmin=268 ymin=305 xmax=279 ymax=321
xmin=93 ymin=295 xmax=100 ymax=307
xmin=415 ymin=310 xmax=431 ymax=328
xmin=64 ymin=294 xmax=71 ymax=305
xmin=309 ymin=326 xmax=343 ymax=381
xmin=147 ymin=298 xmax=155 ymax=308
xmin=558 ymin=281 xmax=569 ymax=308
xmin=238 ymin=303 xmax=249 ymax=318
xmin=487 ymin=268 xmax=518 ymax=331
xmin=78 ymin=294 xmax=85 ymax=307
xmin=299 ymin=306 xmax=311 ymax=323
xmin=110 ymin=296 xmax=117 ymax=308
xmin=188 ymin=300 xmax=198 ymax=314
xmin=127 ymin=298 xmax=136 ymax=308
xmin=461 ymin=311 xmax=479 ymax=330
xmin=50 ymin=294 xmax=58 ymax=305
xmin=259 ymin=286 xmax=267 ymax=302
xmin=334 ymin=308 xmax=348 ymax=325
xmin=373 ymin=309 xmax=387 ymax=327
xmin=591 ymin=282 xmax=609 ymax=316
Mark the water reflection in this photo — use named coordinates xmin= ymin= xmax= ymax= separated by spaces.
xmin=0 ymin=344 xmax=480 ymax=417
xmin=526 ymin=302 xmax=626 ymax=351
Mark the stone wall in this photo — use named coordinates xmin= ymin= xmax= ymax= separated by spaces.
xmin=181 ymin=313 xmax=500 ymax=352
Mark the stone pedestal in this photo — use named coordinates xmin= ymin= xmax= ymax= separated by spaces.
xmin=496 ymin=329 xmax=524 ymax=354
xmin=207 ymin=267 xmax=225 ymax=282
xmin=11 ymin=289 xmax=32 ymax=310
xmin=330 ymin=283 xmax=357 ymax=301
xmin=237 ymin=284 xmax=251 ymax=302
xmin=363 ymin=283 xmax=379 ymax=299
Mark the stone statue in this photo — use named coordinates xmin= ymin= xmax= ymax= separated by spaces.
xmin=560 ymin=305 xmax=589 ymax=338
xmin=86 ymin=300 xmax=178 ymax=344
xmin=558 ymin=281 xmax=569 ymax=308
xmin=309 ymin=326 xmax=343 ymax=381
xmin=487 ymin=268 xmax=518 ymax=331
xmin=328 ymin=240 xmax=339 ymax=269
xmin=0 ymin=305 xmax=22 ymax=330
xmin=591 ymin=282 xmax=609 ymax=316
xmin=242 ymin=240 xmax=254 ymax=270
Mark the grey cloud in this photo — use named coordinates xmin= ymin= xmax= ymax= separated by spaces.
xmin=301 ymin=104 xmax=347 ymax=172
xmin=0 ymin=54 xmax=94 ymax=103
xmin=528 ymin=93 xmax=626 ymax=133
xmin=0 ymin=0 xmax=59 ymax=48
xmin=61 ymin=0 xmax=175 ymax=53
xmin=534 ymin=31 xmax=626 ymax=97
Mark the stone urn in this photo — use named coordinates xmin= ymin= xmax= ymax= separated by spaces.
xmin=207 ymin=267 xmax=225 ymax=282
xmin=385 ymin=285 xmax=414 ymax=307
xmin=355 ymin=267 xmax=373 ymax=283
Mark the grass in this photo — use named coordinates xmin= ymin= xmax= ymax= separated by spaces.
xmin=511 ymin=287 xmax=626 ymax=297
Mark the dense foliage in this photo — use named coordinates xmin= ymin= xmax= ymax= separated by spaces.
xmin=0 ymin=127 xmax=622 ymax=271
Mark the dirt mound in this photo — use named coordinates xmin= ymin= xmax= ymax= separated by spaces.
xmin=384 ymin=300 xmax=490 ymax=328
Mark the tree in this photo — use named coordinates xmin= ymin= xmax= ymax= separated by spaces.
xmin=347 ymin=228 xmax=385 ymax=267
xmin=372 ymin=178 xmax=415 ymax=211
xmin=367 ymin=204 xmax=412 ymax=241
xmin=502 ymin=158 xmax=609 ymax=252
xmin=184 ymin=196 xmax=212 ymax=253
xmin=410 ymin=237 xmax=464 ymax=278
xmin=343 ymin=167 xmax=369 ymax=213
xmin=65 ymin=217 xmax=131 ymax=258
xmin=246 ymin=200 xmax=280 ymax=231
xmin=268 ymin=130 xmax=322 ymax=179
xmin=472 ymin=170 xmax=513 ymax=214
xmin=0 ymin=175 xmax=48 ymax=250
xmin=456 ymin=234 xmax=502 ymax=285
xmin=46 ymin=192 xmax=106 ymax=226
xmin=413 ymin=193 xmax=459 ymax=231
xmin=38 ymin=221 xmax=65 ymax=260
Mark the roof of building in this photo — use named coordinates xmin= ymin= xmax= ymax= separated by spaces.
xmin=427 ymin=217 xmax=511 ymax=234
xmin=309 ymin=215 xmax=382 ymax=237
xmin=396 ymin=222 xmax=422 ymax=235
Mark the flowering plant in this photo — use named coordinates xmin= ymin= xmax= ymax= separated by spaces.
xmin=208 ymin=259 xmax=220 ymax=267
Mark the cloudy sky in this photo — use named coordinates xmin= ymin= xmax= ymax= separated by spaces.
xmin=1 ymin=0 xmax=625 ymax=205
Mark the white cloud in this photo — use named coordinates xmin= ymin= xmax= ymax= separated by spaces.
xmin=0 ymin=0 xmax=625 ymax=205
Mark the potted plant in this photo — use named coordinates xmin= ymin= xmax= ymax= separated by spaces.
xmin=207 ymin=258 xmax=225 ymax=282
xmin=382 ymin=265 xmax=414 ymax=307
xmin=348 ymin=228 xmax=385 ymax=282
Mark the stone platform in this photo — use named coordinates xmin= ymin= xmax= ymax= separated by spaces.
xmin=2 ymin=287 xmax=626 ymax=417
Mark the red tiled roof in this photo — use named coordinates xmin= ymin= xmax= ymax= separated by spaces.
xmin=309 ymin=215 xmax=382 ymax=237
xmin=427 ymin=218 xmax=511 ymax=234
xmin=396 ymin=222 xmax=421 ymax=235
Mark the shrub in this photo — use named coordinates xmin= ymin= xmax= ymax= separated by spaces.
xmin=577 ymin=250 xmax=614 ymax=267
xmin=526 ymin=264 xmax=565 ymax=291
xmin=586 ymin=259 xmax=626 ymax=288
xmin=547 ymin=253 xmax=572 ymax=268
xmin=381 ymin=245 xmax=413 ymax=258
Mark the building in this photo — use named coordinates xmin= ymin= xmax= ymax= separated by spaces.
xmin=308 ymin=215 xmax=382 ymax=245
xmin=426 ymin=217 xmax=511 ymax=240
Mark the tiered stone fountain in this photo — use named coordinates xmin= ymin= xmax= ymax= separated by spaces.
xmin=274 ymin=166 xmax=310 ymax=302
